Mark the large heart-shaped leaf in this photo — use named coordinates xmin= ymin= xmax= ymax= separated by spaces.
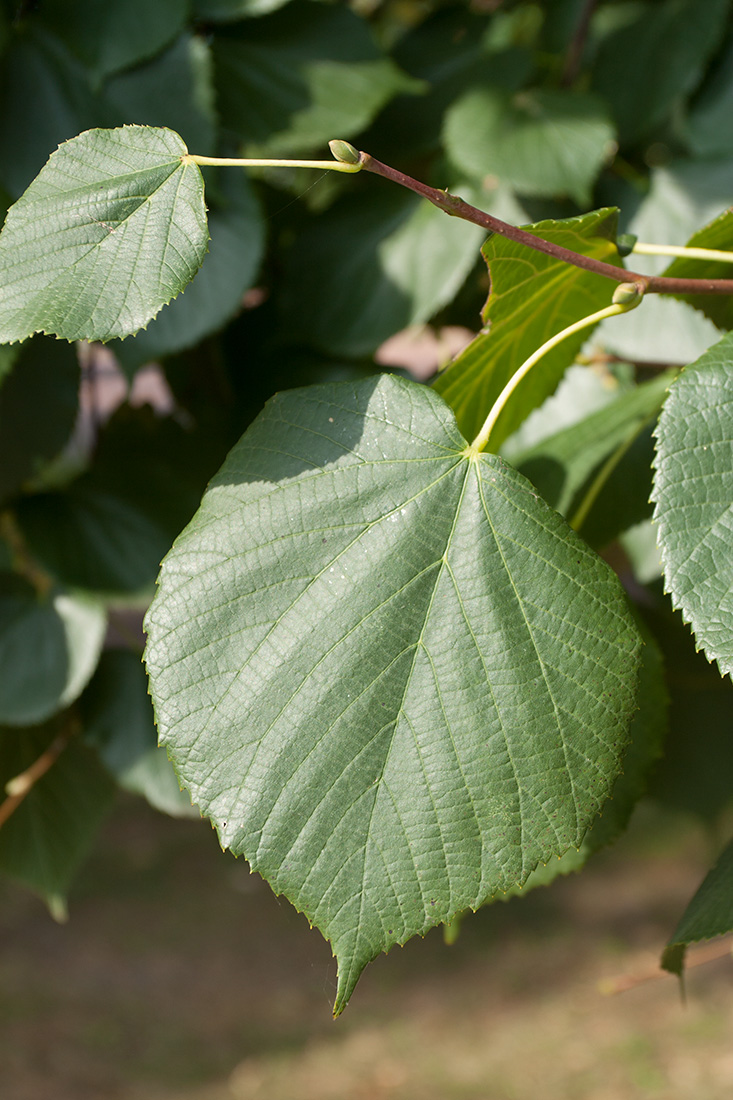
xmin=652 ymin=332 xmax=733 ymax=676
xmin=145 ymin=375 xmax=641 ymax=1014
xmin=0 ymin=125 xmax=207 ymax=343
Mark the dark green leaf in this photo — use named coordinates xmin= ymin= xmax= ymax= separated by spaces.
xmin=0 ymin=576 xmax=106 ymax=726
xmin=0 ymin=337 xmax=79 ymax=502
xmin=683 ymin=32 xmax=733 ymax=159
xmin=82 ymin=650 xmax=198 ymax=818
xmin=16 ymin=404 xmax=224 ymax=594
xmin=0 ymin=721 xmax=115 ymax=917
xmin=652 ymin=332 xmax=733 ymax=676
xmin=111 ymin=166 xmax=264 ymax=371
xmin=212 ymin=1 xmax=420 ymax=153
xmin=0 ymin=125 xmax=208 ymax=343
xmin=591 ymin=0 xmax=729 ymax=146
xmin=41 ymin=0 xmax=188 ymax=80
xmin=104 ymin=33 xmax=217 ymax=158
xmin=444 ymin=86 xmax=614 ymax=205
xmin=433 ymin=208 xmax=623 ymax=448
xmin=145 ymin=374 xmax=642 ymax=1014
xmin=662 ymin=839 xmax=733 ymax=975
xmin=282 ymin=183 xmax=486 ymax=358
xmin=0 ymin=25 xmax=109 ymax=197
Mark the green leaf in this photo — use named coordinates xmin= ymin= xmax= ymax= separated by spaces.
xmin=595 ymin=160 xmax=733 ymax=362
xmin=212 ymin=2 xmax=420 ymax=153
xmin=662 ymin=838 xmax=733 ymax=976
xmin=0 ymin=721 xmax=115 ymax=916
xmin=40 ymin=0 xmax=188 ymax=80
xmin=652 ymin=332 xmax=733 ymax=676
xmin=282 ymin=183 xmax=487 ymax=358
xmin=104 ymin=33 xmax=217 ymax=158
xmin=0 ymin=25 xmax=108 ymax=197
xmin=111 ymin=166 xmax=264 ymax=370
xmin=15 ymin=404 xmax=224 ymax=594
xmin=81 ymin=650 xmax=198 ymax=818
xmin=0 ymin=125 xmax=208 ymax=344
xmin=659 ymin=208 xmax=733 ymax=333
xmin=433 ymin=208 xmax=623 ymax=448
xmin=145 ymin=374 xmax=642 ymax=1014
xmin=193 ymin=0 xmax=294 ymax=19
xmin=444 ymin=86 xmax=614 ymax=205
xmin=591 ymin=0 xmax=729 ymax=146
xmin=514 ymin=371 xmax=675 ymax=545
xmin=0 ymin=337 xmax=80 ymax=502
xmin=0 ymin=576 xmax=106 ymax=726
xmin=683 ymin=32 xmax=733 ymax=158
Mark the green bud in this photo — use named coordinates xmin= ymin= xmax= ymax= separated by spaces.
xmin=612 ymin=282 xmax=644 ymax=309
xmin=328 ymin=139 xmax=360 ymax=165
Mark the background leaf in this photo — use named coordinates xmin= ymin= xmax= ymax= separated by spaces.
xmin=281 ymin=182 xmax=488 ymax=358
xmin=444 ymin=87 xmax=614 ymax=205
xmin=591 ymin=0 xmax=729 ymax=146
xmin=212 ymin=1 xmax=419 ymax=153
xmin=0 ymin=125 xmax=208 ymax=343
xmin=40 ymin=0 xmax=188 ymax=81
xmin=652 ymin=332 xmax=733 ymax=676
xmin=0 ymin=721 xmax=116 ymax=917
xmin=0 ymin=337 xmax=80 ymax=503
xmin=434 ymin=208 xmax=623 ymax=447
xmin=662 ymin=838 xmax=733 ymax=975
xmin=0 ymin=576 xmax=106 ymax=727
xmin=81 ymin=649 xmax=198 ymax=818
xmin=145 ymin=374 xmax=641 ymax=1014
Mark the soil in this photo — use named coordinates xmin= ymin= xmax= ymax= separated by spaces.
xmin=1 ymin=799 xmax=732 ymax=1100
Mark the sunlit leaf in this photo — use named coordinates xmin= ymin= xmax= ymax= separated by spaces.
xmin=0 ymin=125 xmax=208 ymax=343
xmin=145 ymin=374 xmax=641 ymax=1014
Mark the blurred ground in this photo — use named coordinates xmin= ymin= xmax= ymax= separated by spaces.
xmin=1 ymin=799 xmax=732 ymax=1100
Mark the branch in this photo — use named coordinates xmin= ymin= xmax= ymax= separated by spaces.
xmin=0 ymin=721 xmax=77 ymax=829
xmin=352 ymin=151 xmax=733 ymax=298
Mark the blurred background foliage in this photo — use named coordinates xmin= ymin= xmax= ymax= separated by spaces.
xmin=0 ymin=0 xmax=731 ymax=950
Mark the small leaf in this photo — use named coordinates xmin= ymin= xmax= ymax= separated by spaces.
xmin=444 ymin=86 xmax=614 ymax=205
xmin=0 ymin=576 xmax=107 ymax=726
xmin=82 ymin=650 xmax=198 ymax=818
xmin=145 ymin=374 xmax=641 ymax=1014
xmin=434 ymin=208 xmax=622 ymax=448
xmin=0 ymin=125 xmax=208 ymax=344
xmin=0 ymin=721 xmax=115 ymax=915
xmin=652 ymin=332 xmax=733 ymax=676
xmin=662 ymin=838 xmax=733 ymax=976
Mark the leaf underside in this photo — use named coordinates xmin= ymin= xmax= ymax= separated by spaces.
xmin=0 ymin=125 xmax=208 ymax=344
xmin=144 ymin=375 xmax=641 ymax=1014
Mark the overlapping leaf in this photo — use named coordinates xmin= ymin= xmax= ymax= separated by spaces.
xmin=652 ymin=332 xmax=733 ymax=676
xmin=0 ymin=576 xmax=106 ymax=726
xmin=433 ymin=208 xmax=623 ymax=448
xmin=0 ymin=126 xmax=208 ymax=343
xmin=145 ymin=374 xmax=641 ymax=1014
xmin=660 ymin=207 xmax=733 ymax=333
